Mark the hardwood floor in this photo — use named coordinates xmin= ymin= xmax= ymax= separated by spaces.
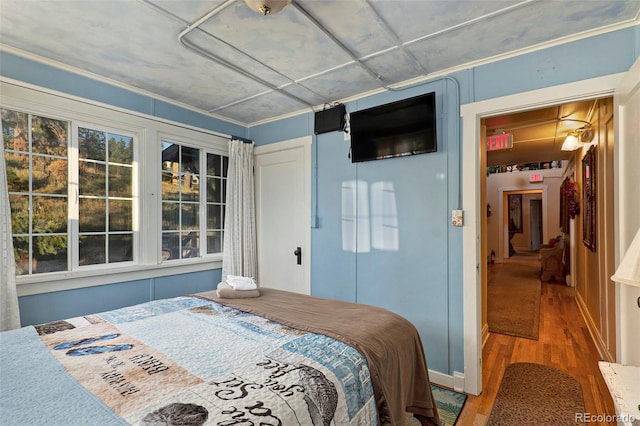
xmin=456 ymin=255 xmax=616 ymax=425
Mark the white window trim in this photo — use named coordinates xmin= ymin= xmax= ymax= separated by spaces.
xmin=1 ymin=79 xmax=230 ymax=296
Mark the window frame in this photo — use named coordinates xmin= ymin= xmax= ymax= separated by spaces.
xmin=1 ymin=80 xmax=230 ymax=296
xmin=71 ymin=121 xmax=139 ymax=271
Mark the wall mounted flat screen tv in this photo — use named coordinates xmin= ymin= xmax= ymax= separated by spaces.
xmin=349 ymin=92 xmax=437 ymax=163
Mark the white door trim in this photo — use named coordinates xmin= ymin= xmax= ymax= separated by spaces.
xmin=254 ymin=136 xmax=313 ymax=294
xmin=613 ymin=57 xmax=640 ymax=364
xmin=461 ymin=72 xmax=624 ymax=396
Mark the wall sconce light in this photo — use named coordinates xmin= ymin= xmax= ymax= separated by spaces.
xmin=560 ymin=118 xmax=594 ymax=151
xmin=244 ymin=0 xmax=291 ymax=15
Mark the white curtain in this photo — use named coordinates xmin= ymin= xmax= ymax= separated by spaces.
xmin=1 ymin=118 xmax=21 ymax=331
xmin=221 ymin=139 xmax=257 ymax=282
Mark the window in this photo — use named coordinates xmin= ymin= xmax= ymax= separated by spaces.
xmin=3 ymin=108 xmax=136 ymax=275
xmin=77 ymin=127 xmax=134 ymax=266
xmin=206 ymin=152 xmax=228 ymax=254
xmin=3 ymin=109 xmax=69 ymax=275
xmin=2 ymin=82 xmax=230 ymax=291
xmin=161 ymin=141 xmax=227 ymax=261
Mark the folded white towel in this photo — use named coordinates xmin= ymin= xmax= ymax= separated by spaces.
xmin=225 ymin=275 xmax=257 ymax=291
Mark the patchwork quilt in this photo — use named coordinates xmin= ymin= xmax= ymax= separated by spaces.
xmin=0 ymin=297 xmax=377 ymax=425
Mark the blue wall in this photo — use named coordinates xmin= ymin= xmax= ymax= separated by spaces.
xmin=3 ymin=26 xmax=638 ymax=376
xmin=18 ymin=269 xmax=222 ymax=326
xmin=248 ymin=26 xmax=639 ymax=376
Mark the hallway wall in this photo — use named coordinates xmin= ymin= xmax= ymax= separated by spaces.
xmin=573 ymin=97 xmax=616 ymax=361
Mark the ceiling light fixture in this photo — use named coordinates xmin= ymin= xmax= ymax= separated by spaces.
xmin=244 ymin=0 xmax=292 ymax=15
xmin=559 ymin=118 xmax=594 ymax=151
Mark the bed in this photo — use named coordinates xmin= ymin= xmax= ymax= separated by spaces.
xmin=0 ymin=287 xmax=441 ymax=426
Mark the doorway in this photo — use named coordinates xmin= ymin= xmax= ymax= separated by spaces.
xmin=461 ymin=74 xmax=620 ymax=396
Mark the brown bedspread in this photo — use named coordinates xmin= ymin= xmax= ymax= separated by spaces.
xmin=195 ymin=287 xmax=440 ymax=426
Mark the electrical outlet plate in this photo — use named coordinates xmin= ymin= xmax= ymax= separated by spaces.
xmin=452 ymin=209 xmax=463 ymax=227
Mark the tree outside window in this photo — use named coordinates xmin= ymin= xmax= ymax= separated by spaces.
xmin=2 ymin=108 xmax=136 ymax=275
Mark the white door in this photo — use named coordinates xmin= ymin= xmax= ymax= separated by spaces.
xmin=254 ymin=137 xmax=311 ymax=295
xmin=614 ymin=57 xmax=640 ymax=364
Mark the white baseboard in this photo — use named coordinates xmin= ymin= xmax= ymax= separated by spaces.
xmin=575 ymin=292 xmax=614 ymax=362
xmin=429 ymin=369 xmax=465 ymax=393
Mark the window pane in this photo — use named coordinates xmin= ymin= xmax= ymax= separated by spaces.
xmin=109 ymin=165 xmax=132 ymax=197
xmin=222 ymin=179 xmax=226 ymax=204
xmin=79 ymin=161 xmax=106 ymax=196
xmin=33 ymin=196 xmax=67 ymax=234
xmin=181 ymin=146 xmax=199 ymax=174
xmin=79 ymin=198 xmax=106 ymax=232
xmin=181 ymin=172 xmax=199 ymax=202
xmin=1 ymin=109 xmax=29 ymax=151
xmin=182 ymin=232 xmax=199 ymax=258
xmin=13 ymin=236 xmax=30 ymax=275
xmin=207 ymin=204 xmax=222 ymax=229
xmin=108 ymin=134 xmax=133 ymax=164
xmin=181 ymin=203 xmax=199 ymax=230
xmin=207 ymin=177 xmax=222 ymax=203
xmin=79 ymin=128 xmax=106 ymax=161
xmin=79 ymin=235 xmax=106 ymax=266
xmin=162 ymin=233 xmax=180 ymax=261
xmin=109 ymin=235 xmax=132 ymax=262
xmin=207 ymin=153 xmax=221 ymax=176
xmin=222 ymin=156 xmax=229 ymax=178
xmin=207 ymin=231 xmax=222 ymax=254
xmin=32 ymin=116 xmax=67 ymax=156
xmin=162 ymin=172 xmax=180 ymax=201
xmin=32 ymin=156 xmax=67 ymax=194
xmin=162 ymin=202 xmax=179 ymax=231
xmin=9 ymin=195 xmax=29 ymax=234
xmin=161 ymin=141 xmax=226 ymax=262
xmin=109 ymin=200 xmax=132 ymax=231
xmin=33 ymin=235 xmax=67 ymax=273
xmin=5 ymin=152 xmax=29 ymax=192
xmin=161 ymin=142 xmax=178 ymax=171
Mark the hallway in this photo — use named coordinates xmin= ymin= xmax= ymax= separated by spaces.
xmin=456 ymin=254 xmax=616 ymax=425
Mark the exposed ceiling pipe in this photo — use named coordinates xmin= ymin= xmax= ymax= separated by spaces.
xmin=142 ymin=0 xmax=538 ymax=119
xmin=173 ymin=0 xmax=323 ymax=112
xmin=291 ymin=1 xmax=385 ymax=86
xmin=139 ymin=0 xmax=328 ymax=113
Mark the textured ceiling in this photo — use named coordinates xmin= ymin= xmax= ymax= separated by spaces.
xmin=0 ymin=0 xmax=638 ymax=127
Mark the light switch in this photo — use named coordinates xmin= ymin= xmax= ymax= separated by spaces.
xmin=452 ymin=209 xmax=463 ymax=227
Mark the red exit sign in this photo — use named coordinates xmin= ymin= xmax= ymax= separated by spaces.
xmin=530 ymin=173 xmax=544 ymax=182
xmin=486 ymin=133 xmax=513 ymax=151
